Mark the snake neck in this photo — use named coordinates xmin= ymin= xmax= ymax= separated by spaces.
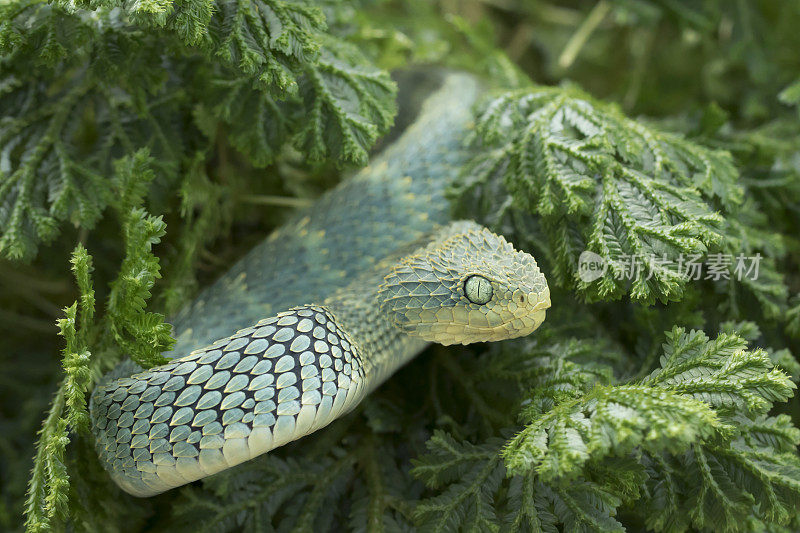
xmin=322 ymin=260 xmax=429 ymax=392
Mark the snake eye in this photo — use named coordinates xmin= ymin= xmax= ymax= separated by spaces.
xmin=464 ymin=275 xmax=493 ymax=305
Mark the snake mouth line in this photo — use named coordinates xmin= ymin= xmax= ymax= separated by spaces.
xmin=445 ymin=309 xmax=549 ymax=335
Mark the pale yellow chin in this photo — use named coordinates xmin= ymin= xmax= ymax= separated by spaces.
xmin=417 ymin=308 xmax=549 ymax=345
xmin=472 ymin=308 xmax=547 ymax=344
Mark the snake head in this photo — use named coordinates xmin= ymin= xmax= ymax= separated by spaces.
xmin=378 ymin=222 xmax=550 ymax=345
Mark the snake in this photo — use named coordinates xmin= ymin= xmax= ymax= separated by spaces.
xmin=89 ymin=72 xmax=551 ymax=497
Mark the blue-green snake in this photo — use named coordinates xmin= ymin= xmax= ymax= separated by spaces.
xmin=89 ymin=72 xmax=551 ymax=497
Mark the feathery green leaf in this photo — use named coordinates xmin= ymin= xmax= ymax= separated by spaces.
xmin=455 ymin=86 xmax=741 ymax=304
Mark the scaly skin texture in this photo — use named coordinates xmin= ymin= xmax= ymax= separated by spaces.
xmin=89 ymin=73 xmax=551 ymax=497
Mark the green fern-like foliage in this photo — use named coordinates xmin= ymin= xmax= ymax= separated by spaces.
xmin=413 ymin=327 xmax=798 ymax=532
xmin=504 ymin=328 xmax=795 ymax=477
xmin=414 ymin=432 xmax=632 ymax=532
xmin=455 ymin=86 xmax=741 ymax=304
xmin=0 ymin=0 xmax=396 ymax=261
xmin=504 ymin=385 xmax=725 ymax=479
xmin=53 ymin=0 xmax=324 ymax=92
xmin=23 ymin=153 xmax=176 ymax=531
xmin=6 ymin=1 xmax=800 ymax=531
xmin=0 ymin=2 xmax=184 ymax=261
xmin=23 ymin=248 xmax=94 ymax=532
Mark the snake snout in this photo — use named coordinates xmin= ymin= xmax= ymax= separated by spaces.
xmin=531 ymin=285 xmax=551 ymax=312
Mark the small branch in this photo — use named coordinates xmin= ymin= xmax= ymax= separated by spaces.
xmin=558 ymin=1 xmax=612 ymax=70
xmin=237 ymin=194 xmax=313 ymax=209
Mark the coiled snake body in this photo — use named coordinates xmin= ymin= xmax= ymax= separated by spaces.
xmin=90 ymin=73 xmax=551 ymax=497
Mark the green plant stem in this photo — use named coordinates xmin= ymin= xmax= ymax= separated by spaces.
xmin=558 ymin=1 xmax=611 ymax=69
xmin=237 ymin=195 xmax=314 ymax=208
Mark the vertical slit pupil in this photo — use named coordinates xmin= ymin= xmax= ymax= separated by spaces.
xmin=465 ymin=275 xmax=492 ymax=304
